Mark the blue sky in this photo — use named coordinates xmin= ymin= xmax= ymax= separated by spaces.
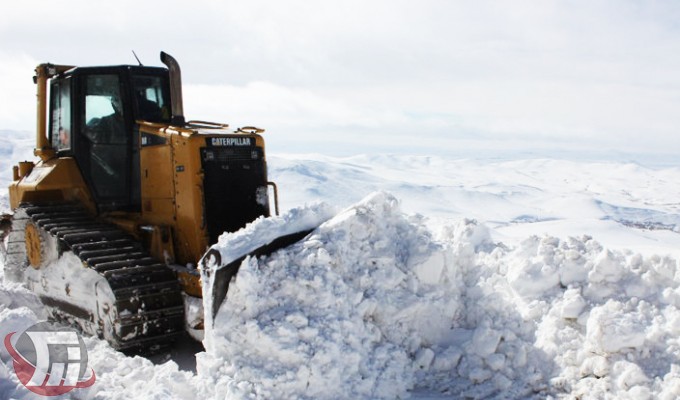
xmin=1 ymin=0 xmax=679 ymax=160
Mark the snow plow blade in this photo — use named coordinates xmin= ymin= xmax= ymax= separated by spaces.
xmin=202 ymin=229 xmax=313 ymax=320
xmin=199 ymin=204 xmax=336 ymax=327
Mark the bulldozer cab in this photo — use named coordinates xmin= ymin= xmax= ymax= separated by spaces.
xmin=49 ymin=66 xmax=171 ymax=212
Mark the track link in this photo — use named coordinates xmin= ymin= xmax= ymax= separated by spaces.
xmin=6 ymin=203 xmax=185 ymax=353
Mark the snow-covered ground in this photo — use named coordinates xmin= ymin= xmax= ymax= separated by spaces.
xmin=2 ymin=129 xmax=680 ymax=399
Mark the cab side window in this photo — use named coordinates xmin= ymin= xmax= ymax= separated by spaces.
xmin=132 ymin=75 xmax=170 ymax=123
xmin=50 ymin=79 xmax=72 ymax=151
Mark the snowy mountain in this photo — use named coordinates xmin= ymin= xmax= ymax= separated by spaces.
xmin=1 ymin=128 xmax=680 ymax=399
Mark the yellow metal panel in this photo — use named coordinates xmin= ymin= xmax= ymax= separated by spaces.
xmin=171 ymin=133 xmax=209 ymax=265
xmin=9 ymin=157 xmax=95 ymax=212
xmin=142 ymin=198 xmax=175 ymax=218
xmin=136 ymin=125 xmax=269 ymax=295
xmin=141 ymin=143 xmax=175 ymax=199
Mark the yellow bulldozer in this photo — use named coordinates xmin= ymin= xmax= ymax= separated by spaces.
xmin=0 ymin=52 xmax=297 ymax=353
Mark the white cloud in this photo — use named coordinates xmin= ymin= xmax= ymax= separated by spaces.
xmin=1 ymin=0 xmax=679 ymax=157
xmin=0 ymin=52 xmax=39 ymax=131
xmin=184 ymin=81 xmax=411 ymax=133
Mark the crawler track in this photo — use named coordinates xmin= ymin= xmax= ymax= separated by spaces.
xmin=4 ymin=204 xmax=184 ymax=353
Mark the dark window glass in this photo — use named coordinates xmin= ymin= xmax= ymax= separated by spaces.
xmin=132 ymin=75 xmax=171 ymax=123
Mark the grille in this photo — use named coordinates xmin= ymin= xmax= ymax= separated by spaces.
xmin=200 ymin=146 xmax=268 ymax=243
xmin=201 ymin=147 xmax=262 ymax=163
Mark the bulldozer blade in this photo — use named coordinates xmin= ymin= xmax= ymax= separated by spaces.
xmin=202 ymin=228 xmax=315 ymax=322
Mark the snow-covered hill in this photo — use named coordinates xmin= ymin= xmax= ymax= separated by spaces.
xmin=270 ymin=153 xmax=680 ymax=258
xmin=1 ymin=134 xmax=680 ymax=398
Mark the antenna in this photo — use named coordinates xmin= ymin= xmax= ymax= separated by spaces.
xmin=132 ymin=50 xmax=143 ymax=66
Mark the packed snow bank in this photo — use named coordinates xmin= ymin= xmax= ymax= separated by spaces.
xmin=0 ymin=268 xmax=205 ymax=400
xmin=198 ymin=191 xmax=465 ymax=399
xmin=199 ymin=191 xmax=680 ymax=399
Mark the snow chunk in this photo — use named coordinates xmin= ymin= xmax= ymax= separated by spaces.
xmin=507 ymin=237 xmax=562 ymax=298
xmin=469 ymin=326 xmax=502 ymax=357
xmin=586 ymin=300 xmax=647 ymax=353
xmin=560 ymin=288 xmax=587 ymax=320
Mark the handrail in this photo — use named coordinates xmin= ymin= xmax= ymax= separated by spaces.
xmin=185 ymin=120 xmax=229 ymax=129
xmin=237 ymin=126 xmax=265 ymax=134
xmin=267 ymin=182 xmax=280 ymax=216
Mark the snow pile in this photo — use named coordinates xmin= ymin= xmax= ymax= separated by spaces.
xmin=198 ymin=191 xmax=460 ymax=399
xmin=512 ymin=236 xmax=680 ymax=399
xmin=199 ymin=191 xmax=680 ymax=399
xmin=197 ymin=192 xmax=534 ymax=398
xmin=201 ymin=202 xmax=337 ymax=332
xmin=2 ymin=188 xmax=680 ymax=399
xmin=433 ymin=227 xmax=680 ymax=399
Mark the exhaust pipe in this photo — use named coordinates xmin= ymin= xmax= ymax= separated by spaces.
xmin=160 ymin=52 xmax=186 ymax=126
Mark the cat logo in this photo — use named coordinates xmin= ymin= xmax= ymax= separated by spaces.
xmin=211 ymin=137 xmax=253 ymax=147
